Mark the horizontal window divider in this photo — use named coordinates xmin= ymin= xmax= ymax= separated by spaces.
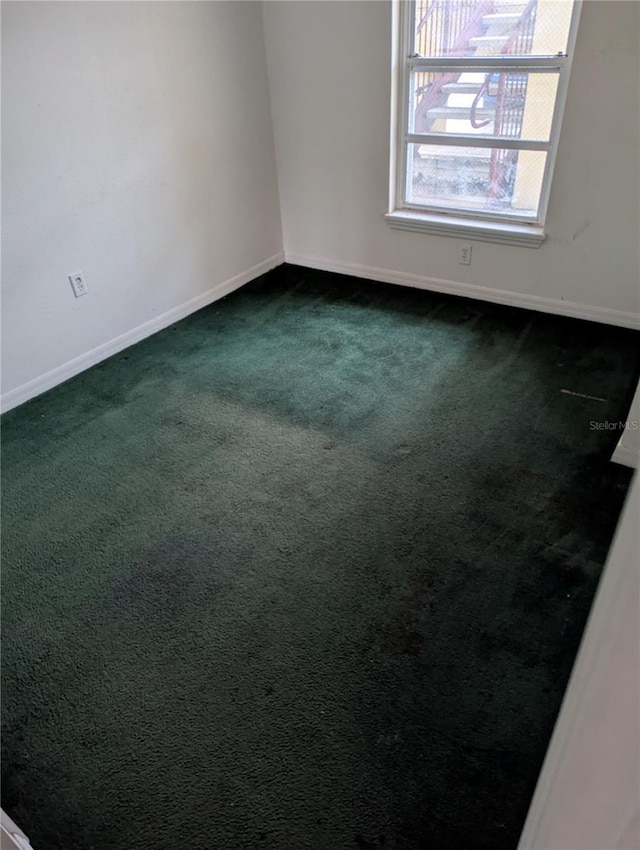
xmin=405 ymin=134 xmax=550 ymax=152
xmin=408 ymin=56 xmax=565 ymax=71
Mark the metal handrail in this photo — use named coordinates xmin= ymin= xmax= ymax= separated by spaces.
xmin=414 ymin=0 xmax=493 ymax=132
xmin=469 ymin=0 xmax=538 ymax=129
xmin=416 ymin=0 xmax=441 ymax=34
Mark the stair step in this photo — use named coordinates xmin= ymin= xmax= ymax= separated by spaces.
xmin=415 ymin=167 xmax=490 ymax=179
xmin=415 ymin=156 xmax=490 ymax=168
xmin=417 ymin=149 xmax=490 ymax=160
xmin=415 ymin=153 xmax=491 ymax=168
xmin=422 ymin=158 xmax=489 ymax=167
xmin=481 ymin=12 xmax=521 ymax=25
xmin=427 ymin=106 xmax=494 ymax=121
xmin=491 ymin=1 xmax=529 ymax=11
xmin=469 ymin=35 xmax=510 ymax=51
xmin=440 ymin=82 xmax=485 ymax=94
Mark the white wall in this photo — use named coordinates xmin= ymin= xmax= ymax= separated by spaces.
xmin=1 ymin=808 xmax=32 ymax=850
xmin=262 ymin=0 xmax=640 ymax=327
xmin=518 ymin=472 xmax=640 ymax=850
xmin=1 ymin=1 xmax=282 ymax=409
xmin=613 ymin=380 xmax=640 ymax=468
xmin=3 ymin=1 xmax=637 ymax=411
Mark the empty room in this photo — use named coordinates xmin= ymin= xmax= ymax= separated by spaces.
xmin=1 ymin=1 xmax=639 ymax=849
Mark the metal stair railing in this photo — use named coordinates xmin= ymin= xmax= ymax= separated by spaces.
xmin=413 ymin=0 xmax=494 ymax=133
xmin=469 ymin=0 xmax=537 ymax=129
xmin=411 ymin=0 xmax=541 ymax=211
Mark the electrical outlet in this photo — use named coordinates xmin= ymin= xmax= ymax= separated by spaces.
xmin=69 ymin=271 xmax=88 ymax=298
xmin=459 ymin=245 xmax=472 ymax=266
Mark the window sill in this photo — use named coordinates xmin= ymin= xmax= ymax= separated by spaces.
xmin=385 ymin=210 xmax=546 ymax=248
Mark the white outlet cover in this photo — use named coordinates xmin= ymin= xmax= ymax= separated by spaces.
xmin=69 ymin=271 xmax=88 ymax=298
xmin=460 ymin=245 xmax=472 ymax=265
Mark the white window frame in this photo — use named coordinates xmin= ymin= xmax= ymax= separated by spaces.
xmin=386 ymin=0 xmax=582 ymax=247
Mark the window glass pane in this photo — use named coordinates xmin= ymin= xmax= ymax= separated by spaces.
xmin=413 ymin=0 xmax=573 ymax=59
xmin=406 ymin=143 xmax=547 ymax=217
xmin=410 ymin=70 xmax=559 ymax=141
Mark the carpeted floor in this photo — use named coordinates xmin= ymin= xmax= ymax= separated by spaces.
xmin=1 ymin=264 xmax=638 ymax=850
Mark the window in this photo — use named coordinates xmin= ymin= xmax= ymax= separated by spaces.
xmin=386 ymin=0 xmax=581 ymax=246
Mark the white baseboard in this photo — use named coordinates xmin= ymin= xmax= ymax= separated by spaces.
xmin=4 ymin=249 xmax=636 ymax=415
xmin=1 ymin=252 xmax=284 ymax=414
xmin=612 ymin=439 xmax=639 ymax=469
xmin=285 ymin=251 xmax=640 ymax=331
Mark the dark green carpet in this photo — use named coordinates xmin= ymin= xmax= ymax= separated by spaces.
xmin=2 ymin=264 xmax=638 ymax=850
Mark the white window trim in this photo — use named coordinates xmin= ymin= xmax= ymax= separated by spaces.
xmin=387 ymin=0 xmax=583 ymax=248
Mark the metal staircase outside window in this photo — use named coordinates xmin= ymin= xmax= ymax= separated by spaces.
xmin=389 ymin=0 xmax=581 ymax=241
